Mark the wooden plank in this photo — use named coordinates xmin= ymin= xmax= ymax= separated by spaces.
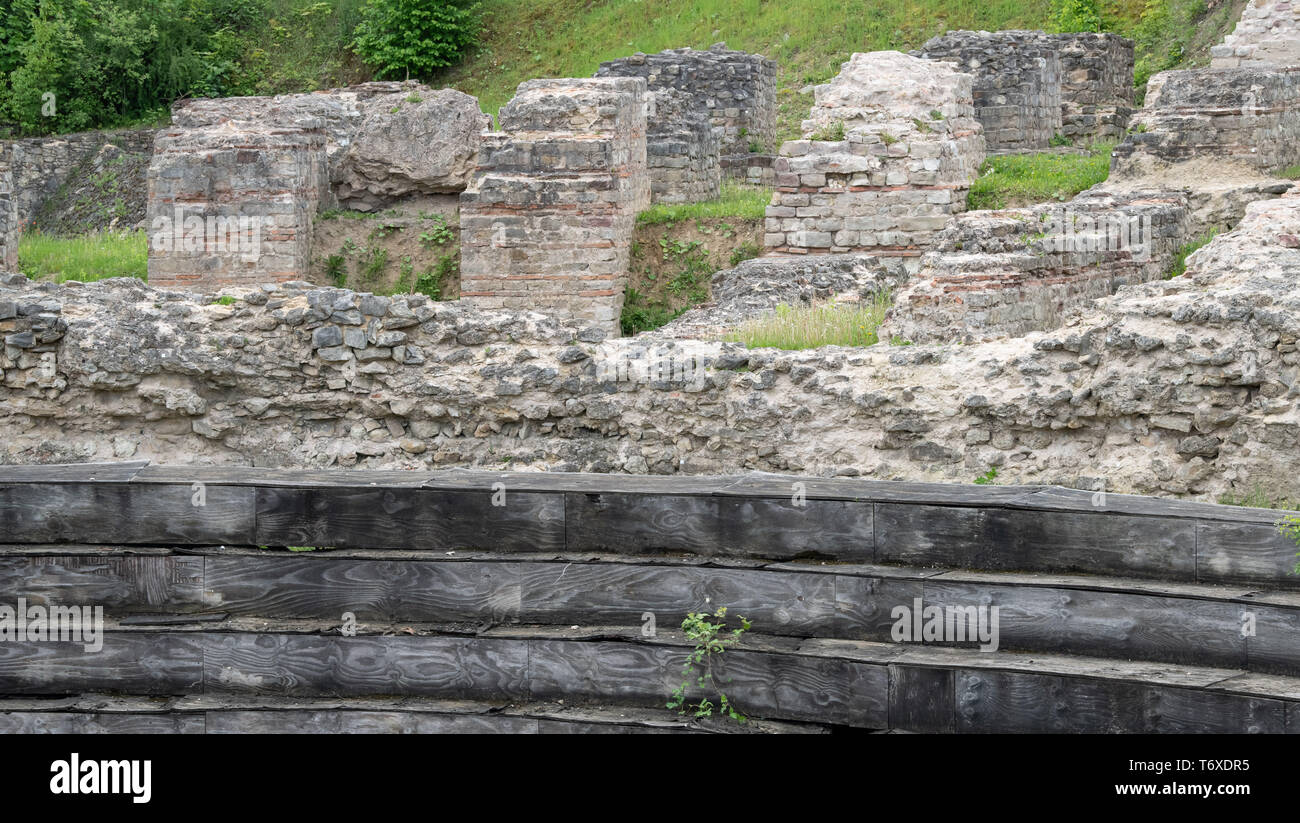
xmin=874 ymin=503 xmax=985 ymax=567
xmin=919 ymin=580 xmax=1247 ymax=669
xmin=0 ymin=712 xmax=204 ymax=733
xmin=888 ymin=664 xmax=954 ymax=732
xmin=1196 ymin=521 xmax=1300 ymax=587
xmin=424 ymin=471 xmax=740 ymax=496
xmin=1006 ymin=486 xmax=1289 ymax=524
xmin=833 ymin=576 xmax=925 ymax=641
xmin=720 ymin=473 xmax=1041 ymax=505
xmin=0 ymin=556 xmax=208 ymax=613
xmin=517 ymin=563 xmax=838 ymax=636
xmin=564 ymin=493 xmax=872 ymax=560
xmin=199 ymin=634 xmax=529 ymax=699
xmin=205 ymin=709 xmax=539 ymax=734
xmin=1246 ymin=605 xmax=1300 ymax=676
xmin=206 ymin=556 xmax=522 ymax=622
xmin=0 ymin=633 xmax=203 ymax=695
xmin=133 ymin=465 xmax=434 ymax=488
xmin=525 ymin=638 xmax=867 ymax=726
xmin=980 ymin=508 xmax=1198 ymax=579
xmin=253 ymin=487 xmax=565 ymax=552
xmin=0 ymin=461 xmax=149 ymax=483
xmin=0 ymin=483 xmax=255 ymax=545
xmin=955 ymin=669 xmax=1148 ymax=733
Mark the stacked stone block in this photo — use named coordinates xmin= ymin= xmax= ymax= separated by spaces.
xmin=7 ymin=129 xmax=155 ymax=228
xmin=883 ymin=189 xmax=1191 ymax=343
xmin=459 ymin=78 xmax=650 ymax=334
xmin=915 ymin=31 xmax=1063 ymax=152
xmin=596 ymin=43 xmax=778 ymax=155
xmin=0 ymin=145 xmax=16 ymax=272
xmin=1212 ymin=0 xmax=1300 ymax=68
xmin=765 ymin=51 xmax=985 ymax=257
xmin=720 ymin=152 xmax=777 ymax=186
xmin=147 ymin=114 xmax=329 ymax=289
xmin=1055 ymin=33 xmax=1135 ymax=141
xmin=645 ymin=89 xmax=721 ymax=204
xmin=1112 ymin=67 xmax=1300 ymax=176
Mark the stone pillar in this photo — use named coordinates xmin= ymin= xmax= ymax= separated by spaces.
xmin=146 ymin=116 xmax=328 ymax=290
xmin=645 ymin=89 xmax=721 ymax=204
xmin=459 ymin=78 xmax=650 ymax=335
xmin=1054 ymin=33 xmax=1135 ymax=142
xmin=0 ymin=145 xmax=16 ymax=272
xmin=915 ymin=30 xmax=1063 ymax=152
xmin=596 ymin=44 xmax=778 ymax=155
xmin=765 ymin=51 xmax=985 ymax=258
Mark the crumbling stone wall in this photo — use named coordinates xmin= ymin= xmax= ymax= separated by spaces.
xmin=765 ymin=51 xmax=984 ymax=257
xmin=1056 ymin=33 xmax=1135 ymax=141
xmin=0 ymin=146 xmax=16 ymax=272
xmin=170 ymin=82 xmax=488 ymax=212
xmin=5 ymin=188 xmax=1300 ymax=502
xmin=646 ymin=89 xmax=721 ymax=204
xmin=915 ymin=31 xmax=1063 ymax=152
xmin=720 ymin=152 xmax=776 ymax=186
xmin=146 ymin=114 xmax=329 ymax=290
xmin=883 ymin=188 xmax=1191 ymax=343
xmin=1212 ymin=0 xmax=1300 ymax=68
xmin=596 ymin=44 xmax=778 ymax=154
xmin=459 ymin=78 xmax=650 ymax=334
xmin=5 ymin=129 xmax=155 ymax=229
xmin=1112 ymin=67 xmax=1300 ymax=176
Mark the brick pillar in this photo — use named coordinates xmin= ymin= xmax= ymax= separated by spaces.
xmin=459 ymin=78 xmax=650 ymax=335
xmin=147 ymin=118 xmax=327 ymax=290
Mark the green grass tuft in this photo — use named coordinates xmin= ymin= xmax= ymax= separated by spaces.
xmin=723 ymin=293 xmax=890 ymax=350
xmin=18 ymin=231 xmax=147 ymax=282
xmin=1165 ymin=228 xmax=1219 ymax=279
xmin=967 ymin=141 xmax=1115 ymax=211
xmin=637 ymin=182 xmax=771 ymax=226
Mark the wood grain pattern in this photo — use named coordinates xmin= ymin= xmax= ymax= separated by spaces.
xmin=564 ymin=493 xmax=873 ymax=560
xmin=253 ymin=487 xmax=565 ymax=552
xmin=0 ymin=712 xmax=204 ymax=733
xmin=0 ymin=633 xmax=203 ymax=695
xmin=0 ymin=556 xmax=208 ymax=612
xmin=0 ymin=482 xmax=254 ymax=545
xmin=1197 ymin=521 xmax=1300 ymax=587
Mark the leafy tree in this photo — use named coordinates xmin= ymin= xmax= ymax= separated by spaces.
xmin=1056 ymin=0 xmax=1103 ymax=32
xmin=352 ymin=0 xmax=481 ymax=80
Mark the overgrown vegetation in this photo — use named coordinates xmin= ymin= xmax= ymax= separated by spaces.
xmin=1165 ymin=228 xmax=1219 ymax=278
xmin=723 ymin=293 xmax=891 ymax=350
xmin=967 ymin=140 xmax=1115 ymax=210
xmin=0 ymin=0 xmax=480 ymax=136
xmin=18 ymin=230 xmax=147 ymax=282
xmin=437 ymin=0 xmax=1239 ymax=143
xmin=667 ymin=607 xmax=751 ymax=724
xmin=636 ymin=183 xmax=771 ymax=226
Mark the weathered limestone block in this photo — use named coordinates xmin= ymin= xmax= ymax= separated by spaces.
xmin=720 ymin=152 xmax=777 ymax=186
xmin=146 ymin=114 xmax=329 ymax=289
xmin=882 ymin=188 xmax=1192 ymax=343
xmin=596 ymin=43 xmax=778 ymax=154
xmin=1212 ymin=0 xmax=1300 ymax=68
xmin=459 ymin=78 xmax=650 ymax=334
xmin=334 ymin=88 xmax=490 ymax=209
xmin=1112 ymin=67 xmax=1300 ymax=177
xmin=914 ymin=30 xmax=1063 ymax=152
xmin=173 ymin=82 xmax=488 ymax=210
xmin=644 ymin=89 xmax=721 ymax=204
xmin=766 ymin=52 xmax=984 ymax=256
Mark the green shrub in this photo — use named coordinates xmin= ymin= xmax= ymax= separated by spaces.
xmin=1055 ymin=0 xmax=1102 ymax=32
xmin=352 ymin=0 xmax=482 ymax=79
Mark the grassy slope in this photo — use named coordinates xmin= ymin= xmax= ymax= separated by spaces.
xmin=434 ymin=0 xmax=1243 ymax=142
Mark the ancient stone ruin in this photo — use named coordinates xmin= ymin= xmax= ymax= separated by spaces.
xmin=459 ymin=78 xmax=649 ymax=332
xmin=1211 ymin=0 xmax=1300 ymax=68
xmin=0 ymin=145 xmax=15 ymax=272
xmin=916 ymin=30 xmax=1134 ymax=149
xmin=764 ymin=51 xmax=985 ymax=259
xmin=644 ymin=89 xmax=721 ymax=204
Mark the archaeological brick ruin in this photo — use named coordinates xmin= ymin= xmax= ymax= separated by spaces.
xmin=458 ymin=78 xmax=649 ymax=333
xmin=1 ymin=0 xmax=1300 ymax=511
xmin=764 ymin=51 xmax=985 ymax=258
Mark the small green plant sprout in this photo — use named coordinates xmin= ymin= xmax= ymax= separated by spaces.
xmin=419 ymin=214 xmax=456 ymax=249
xmin=211 ymin=295 xmax=237 ymax=306
xmin=667 ymin=607 xmax=751 ymax=723
xmin=1049 ymin=133 xmax=1072 ymax=147
xmin=930 ymin=109 xmax=944 ymax=121
xmin=973 ymin=467 xmax=999 ymax=485
xmin=1275 ymin=514 xmax=1300 ymax=574
xmin=810 ymin=120 xmax=846 ymax=142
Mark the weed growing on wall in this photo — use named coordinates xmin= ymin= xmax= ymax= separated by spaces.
xmin=667 ymin=607 xmax=751 ymax=723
